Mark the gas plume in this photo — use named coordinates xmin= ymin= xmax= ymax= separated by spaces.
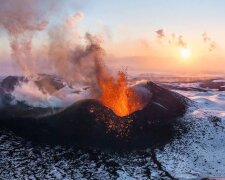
xmin=48 ymin=19 xmax=105 ymax=93
xmin=202 ymin=32 xmax=216 ymax=52
xmin=177 ymin=35 xmax=187 ymax=48
xmin=0 ymin=0 xmax=86 ymax=77
xmin=155 ymin=29 xmax=187 ymax=48
xmin=0 ymin=0 xmax=49 ymax=76
xmin=156 ymin=29 xmax=165 ymax=39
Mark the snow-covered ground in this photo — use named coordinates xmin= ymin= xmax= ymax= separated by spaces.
xmin=1 ymin=78 xmax=225 ymax=179
xmin=157 ymin=82 xmax=225 ymax=179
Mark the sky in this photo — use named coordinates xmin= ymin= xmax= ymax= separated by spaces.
xmin=0 ymin=0 xmax=225 ymax=75
xmin=84 ymin=0 xmax=225 ymax=36
xmin=82 ymin=0 xmax=225 ymax=74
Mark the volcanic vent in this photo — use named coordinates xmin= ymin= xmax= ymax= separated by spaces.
xmin=97 ymin=71 xmax=151 ymax=117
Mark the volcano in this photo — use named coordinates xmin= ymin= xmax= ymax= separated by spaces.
xmin=0 ymin=75 xmax=189 ymax=147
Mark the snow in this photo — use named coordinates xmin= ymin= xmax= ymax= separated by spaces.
xmin=175 ymin=88 xmax=225 ymax=119
xmin=153 ymin=102 xmax=168 ymax=110
xmin=212 ymin=80 xmax=225 ymax=83
xmin=153 ymin=82 xmax=225 ymax=178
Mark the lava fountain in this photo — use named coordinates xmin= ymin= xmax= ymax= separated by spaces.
xmin=98 ymin=70 xmax=146 ymax=117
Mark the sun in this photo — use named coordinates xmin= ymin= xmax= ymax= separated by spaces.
xmin=180 ymin=48 xmax=191 ymax=59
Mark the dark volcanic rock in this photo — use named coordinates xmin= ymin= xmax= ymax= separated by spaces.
xmin=0 ymin=81 xmax=189 ymax=147
xmin=34 ymin=74 xmax=64 ymax=94
xmin=0 ymin=75 xmax=64 ymax=94
xmin=1 ymin=76 xmax=27 ymax=93
xmin=0 ymin=75 xmax=65 ymax=106
xmin=136 ymin=82 xmax=188 ymax=122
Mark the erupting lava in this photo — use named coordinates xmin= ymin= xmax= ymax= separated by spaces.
xmin=98 ymin=71 xmax=143 ymax=117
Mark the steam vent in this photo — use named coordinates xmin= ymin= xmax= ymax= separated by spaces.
xmin=0 ymin=76 xmax=189 ymax=147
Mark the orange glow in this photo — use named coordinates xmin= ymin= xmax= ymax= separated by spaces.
xmin=98 ymin=71 xmax=142 ymax=117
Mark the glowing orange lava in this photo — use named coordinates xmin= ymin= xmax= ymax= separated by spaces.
xmin=98 ymin=71 xmax=142 ymax=117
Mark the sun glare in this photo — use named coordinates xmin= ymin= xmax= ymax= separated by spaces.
xmin=180 ymin=48 xmax=191 ymax=59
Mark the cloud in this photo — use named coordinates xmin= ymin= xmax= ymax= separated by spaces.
xmin=177 ymin=35 xmax=187 ymax=48
xmin=155 ymin=29 xmax=165 ymax=39
xmin=202 ymin=32 xmax=216 ymax=52
xmin=155 ymin=29 xmax=188 ymax=48
xmin=0 ymin=0 xmax=88 ymax=76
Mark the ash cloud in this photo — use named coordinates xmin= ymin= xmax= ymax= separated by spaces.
xmin=177 ymin=35 xmax=187 ymax=48
xmin=202 ymin=32 xmax=216 ymax=52
xmin=156 ymin=29 xmax=165 ymax=39
xmin=155 ymin=29 xmax=187 ymax=48
xmin=155 ymin=29 xmax=217 ymax=51
xmin=48 ymin=12 xmax=105 ymax=92
xmin=0 ymin=0 xmax=50 ymax=76
xmin=0 ymin=0 xmax=87 ymax=77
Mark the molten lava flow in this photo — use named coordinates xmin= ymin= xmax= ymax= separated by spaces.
xmin=98 ymin=71 xmax=142 ymax=117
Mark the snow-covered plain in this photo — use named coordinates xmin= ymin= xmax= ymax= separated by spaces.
xmin=158 ymin=82 xmax=225 ymax=179
xmin=1 ymin=76 xmax=225 ymax=179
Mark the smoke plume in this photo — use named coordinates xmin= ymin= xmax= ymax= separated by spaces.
xmin=48 ymin=13 xmax=106 ymax=93
xmin=177 ymin=35 xmax=187 ymax=48
xmin=202 ymin=32 xmax=216 ymax=52
xmin=155 ymin=29 xmax=187 ymax=48
xmin=0 ymin=0 xmax=50 ymax=76
xmin=0 ymin=0 xmax=87 ymax=77
xmin=156 ymin=29 xmax=165 ymax=39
